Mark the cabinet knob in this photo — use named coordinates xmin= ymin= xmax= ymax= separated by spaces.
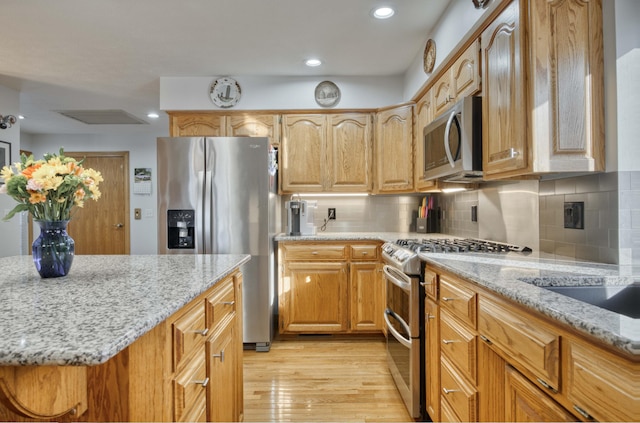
xmin=192 ymin=377 xmax=209 ymax=387
xmin=312 ymin=251 xmax=319 ymax=255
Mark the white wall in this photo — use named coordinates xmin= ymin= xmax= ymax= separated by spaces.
xmin=28 ymin=133 xmax=162 ymax=255
xmin=0 ymin=85 xmax=22 ymax=258
xmin=160 ymin=75 xmax=403 ymax=111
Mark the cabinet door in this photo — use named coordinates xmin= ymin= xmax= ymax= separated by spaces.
xmin=281 ymin=261 xmax=348 ymax=333
xmin=327 ymin=113 xmax=372 ymax=192
xmin=349 ymin=262 xmax=383 ymax=332
xmin=425 ymin=297 xmax=440 ymax=422
xmin=281 ymin=115 xmax=325 ymax=192
xmin=529 ymin=0 xmax=604 ymax=173
xmin=207 ymin=318 xmax=238 ymax=422
xmin=433 ymin=75 xmax=453 ymax=118
xmin=505 ymin=365 xmax=574 ymax=422
xmin=450 ymin=39 xmax=481 ymax=100
xmin=374 ymin=105 xmax=414 ymax=193
xmin=481 ymin=0 xmax=528 ymax=177
xmin=414 ymin=90 xmax=438 ymax=191
xmin=170 ymin=113 xmax=225 ymax=137
xmin=226 ymin=114 xmax=281 ymax=146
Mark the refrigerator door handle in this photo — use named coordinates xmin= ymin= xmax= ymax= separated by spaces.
xmin=202 ymin=169 xmax=212 ymax=254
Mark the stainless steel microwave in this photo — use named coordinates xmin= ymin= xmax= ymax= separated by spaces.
xmin=423 ymin=96 xmax=483 ymax=182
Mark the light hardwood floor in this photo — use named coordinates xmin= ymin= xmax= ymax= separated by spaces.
xmin=243 ymin=336 xmax=415 ymax=422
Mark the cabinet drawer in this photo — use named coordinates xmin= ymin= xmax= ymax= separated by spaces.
xmin=173 ymin=301 xmax=208 ymax=371
xmin=350 ymin=244 xmax=379 ymax=260
xmin=283 ymin=244 xmax=348 ymax=260
xmin=173 ymin=352 xmax=207 ymax=422
xmin=439 ymin=276 xmax=477 ymax=328
xmin=440 ymin=357 xmax=477 ymax=422
xmin=564 ymin=340 xmax=639 ymax=422
xmin=206 ymin=277 xmax=236 ymax=332
xmin=478 ymin=296 xmax=559 ymax=389
xmin=440 ymin=310 xmax=477 ymax=383
xmin=423 ymin=268 xmax=438 ymax=300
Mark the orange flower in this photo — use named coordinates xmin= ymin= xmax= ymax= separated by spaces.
xmin=29 ymin=192 xmax=47 ymax=204
xmin=21 ymin=163 xmax=43 ymax=179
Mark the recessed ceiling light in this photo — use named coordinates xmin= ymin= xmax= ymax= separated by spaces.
xmin=147 ymin=112 xmax=159 ymax=119
xmin=372 ymin=6 xmax=395 ymax=19
xmin=305 ymin=58 xmax=322 ymax=67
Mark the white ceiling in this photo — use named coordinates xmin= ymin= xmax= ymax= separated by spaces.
xmin=0 ymin=0 xmax=451 ymax=136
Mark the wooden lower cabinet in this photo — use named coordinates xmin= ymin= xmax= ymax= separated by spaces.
xmin=207 ymin=317 xmax=239 ymax=422
xmin=279 ymin=242 xmax=384 ymax=334
xmin=424 ymin=297 xmax=440 ymax=422
xmin=426 ymin=265 xmax=639 ymax=422
xmin=505 ymin=365 xmax=574 ymax=422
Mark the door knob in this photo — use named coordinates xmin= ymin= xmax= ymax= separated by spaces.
xmin=114 ymin=223 xmax=124 ymax=228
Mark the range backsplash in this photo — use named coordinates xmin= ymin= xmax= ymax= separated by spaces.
xmin=282 ymin=170 xmax=639 ymax=266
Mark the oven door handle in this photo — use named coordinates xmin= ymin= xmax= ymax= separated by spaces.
xmin=384 ymin=309 xmax=412 ymax=348
xmin=383 ymin=265 xmax=412 ymax=292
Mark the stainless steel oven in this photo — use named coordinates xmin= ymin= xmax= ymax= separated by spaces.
xmin=382 ymin=242 xmax=424 ymax=419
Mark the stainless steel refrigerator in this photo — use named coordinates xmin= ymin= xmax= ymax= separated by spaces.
xmin=157 ymin=137 xmax=279 ymax=351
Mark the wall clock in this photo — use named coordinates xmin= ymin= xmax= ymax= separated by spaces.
xmin=423 ymin=39 xmax=436 ymax=74
xmin=209 ymin=77 xmax=241 ymax=108
xmin=314 ymin=81 xmax=341 ymax=108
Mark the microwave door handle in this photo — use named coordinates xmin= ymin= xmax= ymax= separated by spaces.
xmin=444 ymin=110 xmax=457 ymax=168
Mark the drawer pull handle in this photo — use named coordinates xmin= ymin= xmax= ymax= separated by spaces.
xmin=573 ymin=405 xmax=592 ymax=420
xmin=222 ymin=301 xmax=235 ymax=306
xmin=442 ymin=388 xmax=459 ymax=394
xmin=442 ymin=339 xmax=459 ymax=345
xmin=212 ymin=349 xmax=225 ymax=363
xmin=480 ymin=335 xmax=493 ymax=345
xmin=194 ymin=328 xmax=209 ymax=336
xmin=427 ymin=314 xmax=436 ymax=320
xmin=193 ymin=377 xmax=209 ymax=387
xmin=312 ymin=251 xmax=319 ymax=255
xmin=362 ymin=252 xmax=368 ymax=255
xmin=536 ymin=378 xmax=558 ymax=394
xmin=442 ymin=297 xmax=455 ymax=302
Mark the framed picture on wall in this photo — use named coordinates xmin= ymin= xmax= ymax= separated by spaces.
xmin=0 ymin=140 xmax=10 ymax=184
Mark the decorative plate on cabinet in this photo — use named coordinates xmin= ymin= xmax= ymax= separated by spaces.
xmin=209 ymin=77 xmax=241 ymax=108
xmin=314 ymin=81 xmax=341 ymax=107
xmin=423 ymin=39 xmax=436 ymax=74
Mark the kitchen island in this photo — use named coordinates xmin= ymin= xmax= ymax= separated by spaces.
xmin=0 ymin=254 xmax=249 ymax=421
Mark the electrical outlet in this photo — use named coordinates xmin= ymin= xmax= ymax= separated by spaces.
xmin=328 ymin=208 xmax=336 ymax=220
xmin=564 ymin=202 xmax=584 ymax=229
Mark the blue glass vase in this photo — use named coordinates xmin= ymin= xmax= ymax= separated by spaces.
xmin=32 ymin=220 xmax=75 ymax=278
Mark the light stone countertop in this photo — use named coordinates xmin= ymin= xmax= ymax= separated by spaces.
xmin=276 ymin=232 xmax=639 ymax=356
xmin=0 ymin=254 xmax=250 ymax=366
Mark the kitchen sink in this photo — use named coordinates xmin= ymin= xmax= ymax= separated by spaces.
xmin=543 ymin=284 xmax=640 ymax=319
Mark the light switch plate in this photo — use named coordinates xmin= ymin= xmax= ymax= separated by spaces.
xmin=134 ymin=208 xmax=142 ymax=220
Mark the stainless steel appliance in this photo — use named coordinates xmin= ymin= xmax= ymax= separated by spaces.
xmin=423 ymin=96 xmax=483 ymax=182
xmin=381 ymin=241 xmax=424 ymax=419
xmin=157 ymin=137 xmax=279 ymax=352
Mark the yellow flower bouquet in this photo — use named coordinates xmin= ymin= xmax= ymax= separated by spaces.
xmin=1 ymin=148 xmax=103 ymax=221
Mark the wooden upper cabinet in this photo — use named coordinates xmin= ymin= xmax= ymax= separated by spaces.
xmin=169 ymin=112 xmax=280 ymax=145
xmin=414 ymin=90 xmax=438 ymax=192
xmin=433 ymin=40 xmax=481 ymax=118
xmin=327 ymin=114 xmax=372 ymax=192
xmin=281 ymin=113 xmax=372 ymax=193
xmin=226 ymin=114 xmax=281 ymax=146
xmin=169 ymin=113 xmax=225 ymax=137
xmin=281 ymin=114 xmax=325 ymax=192
xmin=481 ymin=0 xmax=528 ymax=177
xmin=374 ymin=104 xmax=414 ymax=193
xmin=482 ymin=0 xmax=604 ymax=179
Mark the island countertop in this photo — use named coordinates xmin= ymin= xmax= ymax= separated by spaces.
xmin=0 ymin=254 xmax=250 ymax=366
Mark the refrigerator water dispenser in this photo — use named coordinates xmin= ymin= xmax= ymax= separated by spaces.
xmin=167 ymin=209 xmax=195 ymax=249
